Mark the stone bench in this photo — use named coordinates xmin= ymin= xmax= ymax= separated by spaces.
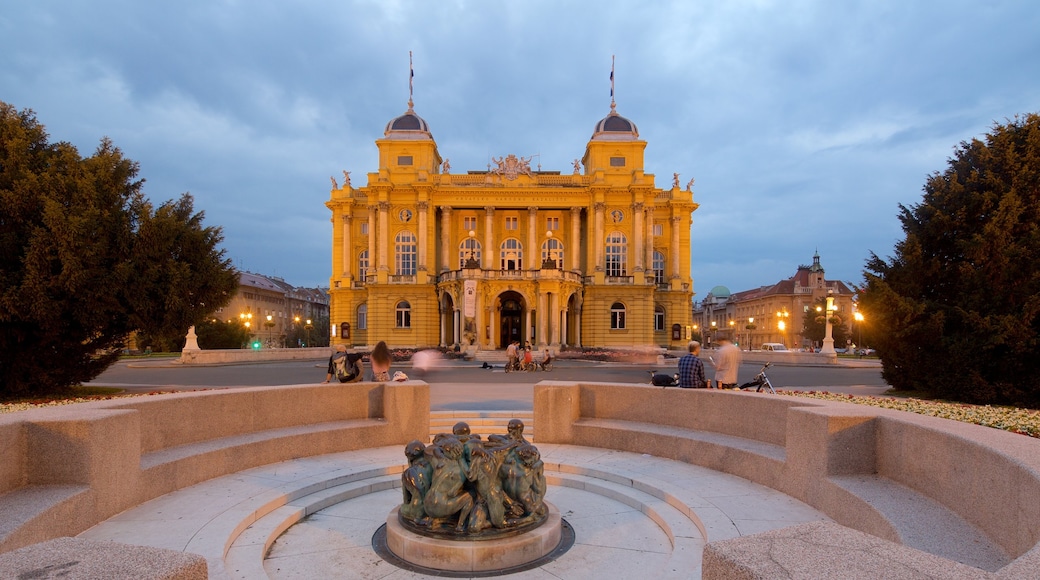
xmin=0 ymin=383 xmax=428 ymax=555
xmin=0 ymin=537 xmax=207 ymax=580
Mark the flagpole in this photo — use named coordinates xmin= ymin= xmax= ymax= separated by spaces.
xmin=408 ymin=51 xmax=414 ymax=110
xmin=610 ymin=54 xmax=616 ymax=111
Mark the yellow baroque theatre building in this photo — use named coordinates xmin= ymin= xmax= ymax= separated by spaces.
xmin=325 ymin=98 xmax=698 ymax=352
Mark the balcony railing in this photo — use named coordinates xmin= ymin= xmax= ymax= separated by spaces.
xmin=437 ymin=269 xmax=583 ymax=284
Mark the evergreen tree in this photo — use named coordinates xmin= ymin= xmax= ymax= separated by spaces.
xmin=0 ymin=102 xmax=237 ymax=397
xmin=860 ymin=113 xmax=1040 ymax=405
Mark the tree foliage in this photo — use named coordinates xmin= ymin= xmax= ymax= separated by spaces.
xmin=859 ymin=113 xmax=1040 ymax=406
xmin=800 ymin=296 xmax=851 ymax=348
xmin=0 ymin=102 xmax=238 ymax=397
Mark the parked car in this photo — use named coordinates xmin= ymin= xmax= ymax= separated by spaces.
xmin=760 ymin=343 xmax=788 ymax=351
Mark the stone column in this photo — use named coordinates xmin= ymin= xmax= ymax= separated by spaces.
xmin=570 ymin=207 xmax=582 ymax=272
xmin=633 ymin=202 xmax=644 ymax=272
xmin=484 ymin=207 xmax=495 ymax=269
xmin=417 ymin=201 xmax=428 ymax=272
xmin=537 ymin=291 xmax=548 ymax=347
xmin=670 ymin=216 xmax=682 ymax=279
xmin=440 ymin=207 xmax=452 ymax=272
xmin=594 ymin=202 xmax=605 ymax=272
xmin=368 ymin=205 xmax=377 ymax=280
xmin=549 ymin=292 xmax=560 ymax=345
xmin=561 ymin=306 xmax=569 ymax=347
xmin=378 ymin=201 xmax=390 ymax=272
xmin=525 ymin=307 xmax=533 ymax=345
xmin=341 ymin=214 xmax=352 ymax=278
xmin=439 ymin=302 xmax=446 ymax=347
xmin=574 ymin=307 xmax=582 ymax=347
xmin=645 ymin=207 xmax=655 ymax=277
xmin=527 ymin=207 xmax=538 ymax=270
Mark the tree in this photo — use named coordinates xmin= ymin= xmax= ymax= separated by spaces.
xmin=860 ymin=113 xmax=1040 ymax=406
xmin=800 ymin=296 xmax=851 ymax=348
xmin=195 ymin=319 xmax=251 ymax=350
xmin=0 ymin=102 xmax=237 ymax=397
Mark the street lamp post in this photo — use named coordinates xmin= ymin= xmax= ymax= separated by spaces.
xmin=746 ymin=317 xmax=755 ymax=351
xmin=710 ymin=320 xmax=716 ymax=348
xmin=305 ymin=319 xmax=313 ymax=347
xmin=853 ymin=311 xmax=865 ymax=350
xmin=265 ymin=315 xmax=275 ymax=348
xmin=239 ymin=313 xmax=253 ymax=348
xmin=776 ymin=309 xmax=790 ymax=346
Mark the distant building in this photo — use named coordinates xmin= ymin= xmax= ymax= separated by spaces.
xmin=215 ymin=272 xmax=329 ymax=347
xmin=325 ymin=96 xmax=698 ymax=350
xmin=693 ymin=252 xmax=855 ymax=349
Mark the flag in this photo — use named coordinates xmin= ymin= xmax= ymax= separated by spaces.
xmin=609 ymin=55 xmax=615 ymax=99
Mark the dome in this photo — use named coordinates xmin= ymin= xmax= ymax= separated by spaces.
xmin=384 ymin=103 xmax=432 ymax=138
xmin=709 ymin=285 xmax=731 ymax=299
xmin=591 ymin=108 xmax=639 ymax=140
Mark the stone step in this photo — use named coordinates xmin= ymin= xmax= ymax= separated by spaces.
xmin=429 ymin=411 xmax=534 ymax=442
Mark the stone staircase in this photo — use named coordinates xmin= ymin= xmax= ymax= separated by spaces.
xmin=429 ymin=410 xmax=535 ymax=442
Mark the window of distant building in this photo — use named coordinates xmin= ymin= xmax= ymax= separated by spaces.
xmin=611 ymin=302 xmax=626 ymax=329
xmin=459 ymin=238 xmax=482 ymax=268
xmin=505 ymin=216 xmax=518 ymax=230
xmin=654 ymin=304 xmax=665 ymax=332
xmin=653 ymin=251 xmax=665 ymax=284
xmin=358 ymin=250 xmax=369 ymax=280
xmin=395 ymin=232 xmax=416 ymax=275
xmin=357 ymin=303 xmax=367 ymax=330
xmin=396 ymin=301 xmax=411 ymax=328
xmin=605 ymin=232 xmax=627 ymax=276
xmin=500 ymin=238 xmax=523 ymax=270
xmin=541 ymin=238 xmax=564 ymax=269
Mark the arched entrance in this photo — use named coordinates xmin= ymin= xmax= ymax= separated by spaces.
xmin=439 ymin=291 xmax=457 ymax=348
xmin=498 ymin=291 xmax=524 ymax=348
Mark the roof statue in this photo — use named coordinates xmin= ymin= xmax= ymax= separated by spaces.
xmin=330 ymin=176 xmax=338 ymax=190
xmin=686 ymin=177 xmax=695 ymax=191
xmin=491 ymin=154 xmax=533 ymax=180
xmin=342 ymin=171 xmax=351 ymax=189
xmin=673 ymin=173 xmax=680 ymax=188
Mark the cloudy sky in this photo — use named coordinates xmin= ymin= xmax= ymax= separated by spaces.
xmin=3 ymin=1 xmax=1039 ymax=296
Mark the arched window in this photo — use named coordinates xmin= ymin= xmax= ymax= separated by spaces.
xmin=606 ymin=232 xmax=627 ymax=276
xmin=541 ymin=238 xmax=564 ymax=269
xmin=396 ymin=301 xmax=411 ymax=328
xmin=357 ymin=303 xmax=367 ymax=330
xmin=358 ymin=250 xmax=369 ymax=280
xmin=500 ymin=238 xmax=523 ymax=271
xmin=395 ymin=232 xmax=416 ymax=275
xmin=654 ymin=304 xmax=665 ymax=332
xmin=652 ymin=251 xmax=665 ymax=285
xmin=610 ymin=302 xmax=626 ymax=330
xmin=459 ymin=238 xmax=482 ymax=268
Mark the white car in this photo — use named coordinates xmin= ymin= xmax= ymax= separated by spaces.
xmin=760 ymin=343 xmax=788 ymax=351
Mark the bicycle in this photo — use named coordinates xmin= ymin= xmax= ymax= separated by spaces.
xmin=738 ymin=362 xmax=777 ymax=394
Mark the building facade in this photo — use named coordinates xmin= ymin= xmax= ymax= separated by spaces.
xmin=692 ymin=253 xmax=855 ymax=350
xmin=217 ymin=272 xmax=330 ymax=348
xmin=326 ymin=99 xmax=697 ymax=350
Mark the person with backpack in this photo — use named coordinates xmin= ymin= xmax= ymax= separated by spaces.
xmin=323 ymin=345 xmax=363 ymax=383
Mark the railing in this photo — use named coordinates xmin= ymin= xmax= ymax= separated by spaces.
xmin=437 ymin=269 xmax=583 ymax=284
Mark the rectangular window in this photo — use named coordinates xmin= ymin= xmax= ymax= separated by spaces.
xmin=505 ymin=217 xmax=518 ymax=230
xmin=361 ymin=222 xmax=369 ymax=235
xmin=397 ymin=155 xmax=413 ymax=165
xmin=609 ymin=157 xmax=626 ymax=167
xmin=546 ymin=217 xmax=559 ymax=231
xmin=653 ymin=223 xmax=663 ymax=236
xmin=463 ymin=216 xmax=477 ymax=230
xmin=654 ymin=310 xmax=665 ymax=331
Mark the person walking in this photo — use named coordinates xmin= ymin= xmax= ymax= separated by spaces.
xmin=678 ymin=341 xmax=707 ymax=389
xmin=369 ymin=341 xmax=392 ymax=382
xmin=714 ymin=337 xmax=741 ymax=389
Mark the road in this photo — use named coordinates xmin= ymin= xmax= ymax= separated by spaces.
xmin=88 ymin=357 xmax=889 ymax=411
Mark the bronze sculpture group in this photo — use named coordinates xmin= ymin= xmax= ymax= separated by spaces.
xmin=399 ymin=419 xmax=547 ymax=538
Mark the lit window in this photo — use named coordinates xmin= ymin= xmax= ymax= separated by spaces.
xmin=500 ymin=238 xmax=523 ymax=270
xmin=459 ymin=238 xmax=482 ymax=268
xmin=541 ymin=238 xmax=564 ymax=269
xmin=395 ymin=231 xmax=416 ymax=275
xmin=546 ymin=217 xmax=559 ymax=231
xmin=654 ymin=305 xmax=665 ymax=331
xmin=505 ymin=216 xmax=518 ymax=230
xmin=611 ymin=302 xmax=626 ymax=329
xmin=396 ymin=301 xmax=411 ymax=328
xmin=357 ymin=304 xmax=367 ymax=330
xmin=605 ymin=232 xmax=627 ymax=276
xmin=358 ymin=250 xmax=369 ymax=279
xmin=653 ymin=251 xmax=665 ymax=284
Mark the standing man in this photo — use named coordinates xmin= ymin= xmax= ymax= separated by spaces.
xmin=714 ymin=337 xmax=741 ymax=389
xmin=678 ymin=341 xmax=707 ymax=389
